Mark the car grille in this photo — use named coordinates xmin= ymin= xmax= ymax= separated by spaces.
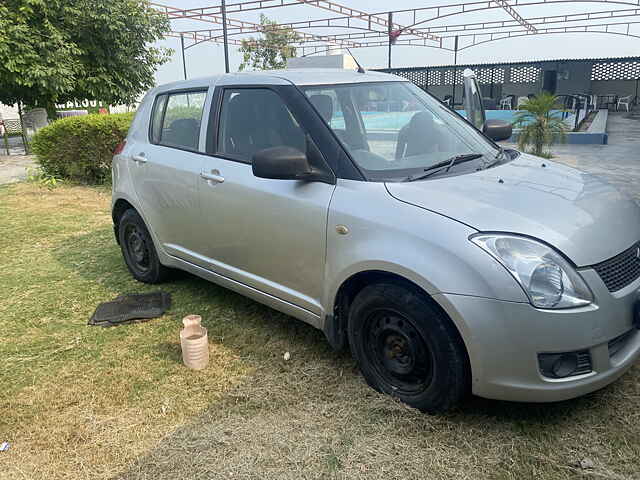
xmin=592 ymin=242 xmax=640 ymax=292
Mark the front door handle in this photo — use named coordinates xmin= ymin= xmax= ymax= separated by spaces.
xmin=200 ymin=170 xmax=224 ymax=184
xmin=132 ymin=154 xmax=147 ymax=164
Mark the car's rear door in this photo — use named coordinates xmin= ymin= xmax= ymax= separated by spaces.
xmin=193 ymin=83 xmax=337 ymax=316
xmin=128 ymin=88 xmax=212 ymax=260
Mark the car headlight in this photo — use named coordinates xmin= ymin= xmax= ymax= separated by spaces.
xmin=470 ymin=234 xmax=593 ymax=309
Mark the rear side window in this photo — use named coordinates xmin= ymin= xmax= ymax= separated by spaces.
xmin=150 ymin=90 xmax=207 ymax=150
xmin=217 ymin=88 xmax=306 ymax=163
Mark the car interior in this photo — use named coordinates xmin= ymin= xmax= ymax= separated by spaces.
xmin=164 ymin=118 xmax=200 ymax=150
xmin=219 ymin=89 xmax=306 ymax=160
xmin=395 ymin=111 xmax=440 ymax=159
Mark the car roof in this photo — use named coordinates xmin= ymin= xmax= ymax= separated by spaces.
xmin=152 ymin=68 xmax=405 ymax=94
xmin=259 ymin=68 xmax=405 ymax=86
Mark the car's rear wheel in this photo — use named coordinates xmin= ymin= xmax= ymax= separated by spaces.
xmin=118 ymin=209 xmax=170 ymax=284
xmin=348 ymin=282 xmax=469 ymax=413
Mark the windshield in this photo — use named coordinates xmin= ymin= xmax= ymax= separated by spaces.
xmin=302 ymin=81 xmax=498 ymax=181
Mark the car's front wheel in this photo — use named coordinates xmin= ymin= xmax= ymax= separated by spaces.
xmin=118 ymin=209 xmax=170 ymax=284
xmin=348 ymin=282 xmax=469 ymax=413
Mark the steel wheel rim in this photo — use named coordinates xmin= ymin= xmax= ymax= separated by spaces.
xmin=124 ymin=224 xmax=151 ymax=274
xmin=364 ymin=309 xmax=434 ymax=396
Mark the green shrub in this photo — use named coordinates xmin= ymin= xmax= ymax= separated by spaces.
xmin=31 ymin=112 xmax=135 ymax=184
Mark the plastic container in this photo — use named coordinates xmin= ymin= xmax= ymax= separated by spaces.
xmin=180 ymin=315 xmax=209 ymax=370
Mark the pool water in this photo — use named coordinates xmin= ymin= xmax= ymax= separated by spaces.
xmin=329 ymin=109 xmax=569 ymax=131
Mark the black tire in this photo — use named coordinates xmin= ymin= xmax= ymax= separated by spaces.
xmin=348 ymin=282 xmax=469 ymax=413
xmin=118 ymin=209 xmax=170 ymax=284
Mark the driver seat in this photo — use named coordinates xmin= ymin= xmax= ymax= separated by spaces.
xmin=395 ymin=111 xmax=437 ymax=159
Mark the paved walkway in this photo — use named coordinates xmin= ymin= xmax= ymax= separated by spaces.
xmin=504 ymin=112 xmax=640 ymax=203
xmin=0 ymin=155 xmax=36 ymax=184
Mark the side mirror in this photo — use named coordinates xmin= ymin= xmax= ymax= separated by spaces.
xmin=252 ymin=146 xmax=313 ymax=180
xmin=483 ymin=119 xmax=512 ymax=142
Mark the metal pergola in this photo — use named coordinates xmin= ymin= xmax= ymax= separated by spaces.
xmin=154 ymin=0 xmax=640 ymax=76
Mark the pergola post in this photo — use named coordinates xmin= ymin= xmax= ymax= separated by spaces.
xmin=452 ymin=36 xmax=459 ymax=106
xmin=180 ymin=34 xmax=187 ymax=79
xmin=387 ymin=12 xmax=393 ymax=69
xmin=221 ymin=0 xmax=230 ymax=73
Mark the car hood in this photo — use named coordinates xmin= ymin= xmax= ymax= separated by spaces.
xmin=385 ymin=153 xmax=640 ymax=266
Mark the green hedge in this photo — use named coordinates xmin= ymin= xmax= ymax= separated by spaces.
xmin=31 ymin=113 xmax=135 ymax=184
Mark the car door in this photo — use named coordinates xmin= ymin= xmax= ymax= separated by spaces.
xmin=128 ymin=88 xmax=211 ymax=261
xmin=194 ymin=85 xmax=336 ymax=316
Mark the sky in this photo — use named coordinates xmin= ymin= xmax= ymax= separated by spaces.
xmin=152 ymin=0 xmax=640 ymax=86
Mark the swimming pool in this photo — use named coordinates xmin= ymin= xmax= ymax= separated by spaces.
xmin=329 ymin=109 xmax=570 ymax=131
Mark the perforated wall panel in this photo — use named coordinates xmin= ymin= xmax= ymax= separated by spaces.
xmin=442 ymin=69 xmax=463 ymax=85
xmin=591 ymin=61 xmax=640 ymax=81
xmin=509 ymin=66 xmax=540 ymax=83
xmin=427 ymin=70 xmax=441 ymax=86
xmin=476 ymin=68 xmax=505 ymax=84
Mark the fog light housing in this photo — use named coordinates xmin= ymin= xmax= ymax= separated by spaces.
xmin=538 ymin=351 xmax=592 ymax=379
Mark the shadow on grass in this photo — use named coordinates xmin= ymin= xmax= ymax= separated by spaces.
xmin=51 ymin=227 xmax=625 ymax=478
xmin=108 ymin=380 xmax=621 ymax=479
xmin=155 ymin=341 xmax=183 ymax=364
xmin=51 ymin=225 xmax=336 ymax=358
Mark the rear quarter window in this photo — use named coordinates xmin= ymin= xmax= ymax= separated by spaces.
xmin=150 ymin=94 xmax=167 ymax=144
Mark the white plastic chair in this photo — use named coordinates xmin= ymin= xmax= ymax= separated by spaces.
xmin=516 ymin=96 xmax=529 ymax=108
xmin=499 ymin=97 xmax=512 ymax=109
xmin=617 ymin=95 xmax=632 ymax=112
xmin=589 ymin=95 xmax=597 ymax=110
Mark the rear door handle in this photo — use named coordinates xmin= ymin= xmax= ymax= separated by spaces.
xmin=200 ymin=170 xmax=224 ymax=184
xmin=132 ymin=154 xmax=147 ymax=163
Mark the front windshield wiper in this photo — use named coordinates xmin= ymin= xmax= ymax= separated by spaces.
xmin=483 ymin=145 xmax=520 ymax=169
xmin=478 ymin=146 xmax=506 ymax=170
xmin=403 ymin=153 xmax=483 ymax=182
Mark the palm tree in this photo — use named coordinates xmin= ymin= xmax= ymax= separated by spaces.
xmin=513 ymin=92 xmax=568 ymax=157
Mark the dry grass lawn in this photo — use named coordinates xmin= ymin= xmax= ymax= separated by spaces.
xmin=2 ymin=182 xmax=640 ymax=479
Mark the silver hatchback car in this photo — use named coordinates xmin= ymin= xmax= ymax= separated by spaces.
xmin=112 ymin=69 xmax=640 ymax=412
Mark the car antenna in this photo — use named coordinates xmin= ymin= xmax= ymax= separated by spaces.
xmin=346 ymin=47 xmax=365 ymax=74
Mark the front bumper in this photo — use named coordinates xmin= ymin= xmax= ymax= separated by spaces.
xmin=434 ymin=269 xmax=640 ymax=402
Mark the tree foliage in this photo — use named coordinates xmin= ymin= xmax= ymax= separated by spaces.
xmin=239 ymin=14 xmax=299 ymax=71
xmin=0 ymin=0 xmax=171 ymax=109
xmin=513 ymin=92 xmax=568 ymax=157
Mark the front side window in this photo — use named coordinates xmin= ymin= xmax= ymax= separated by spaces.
xmin=155 ymin=90 xmax=207 ymax=150
xmin=303 ymin=82 xmax=498 ymax=181
xmin=217 ymin=88 xmax=306 ymax=162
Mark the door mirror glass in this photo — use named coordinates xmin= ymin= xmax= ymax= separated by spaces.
xmin=483 ymin=119 xmax=512 ymax=141
xmin=252 ymin=146 xmax=312 ymax=180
